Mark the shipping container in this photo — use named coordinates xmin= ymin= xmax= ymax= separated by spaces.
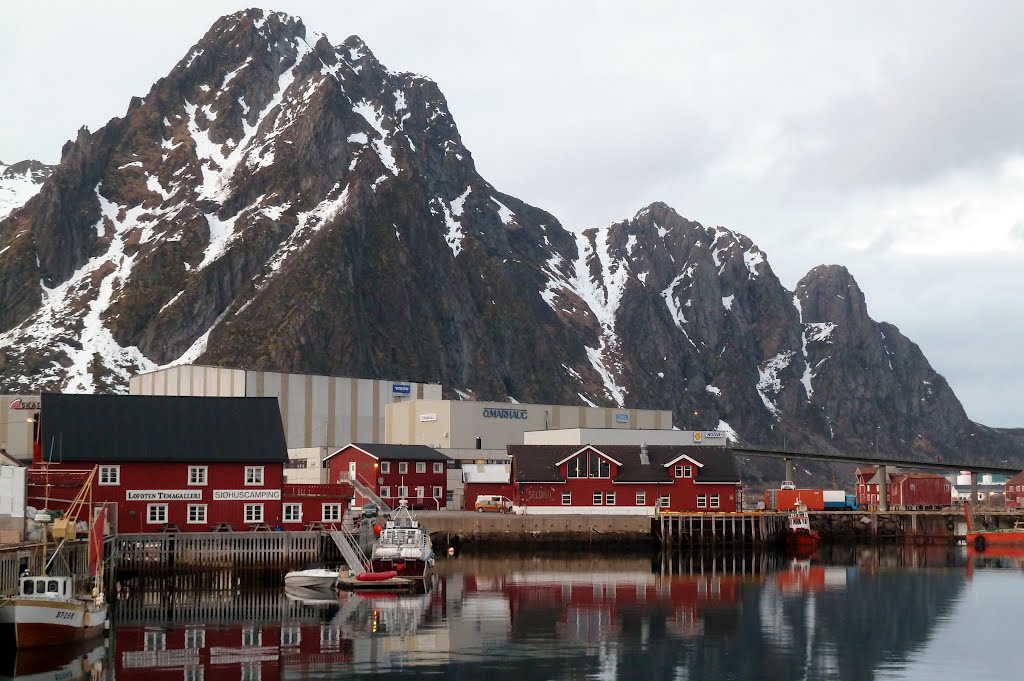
xmin=764 ymin=488 xmax=825 ymax=511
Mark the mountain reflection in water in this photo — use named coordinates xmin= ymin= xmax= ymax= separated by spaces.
xmin=44 ymin=546 xmax=1024 ymax=681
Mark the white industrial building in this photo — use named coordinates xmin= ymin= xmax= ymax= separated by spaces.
xmin=2 ymin=394 xmax=40 ymax=461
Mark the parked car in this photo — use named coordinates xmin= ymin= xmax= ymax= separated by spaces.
xmin=475 ymin=495 xmax=513 ymax=513
xmin=361 ymin=503 xmax=380 ymax=518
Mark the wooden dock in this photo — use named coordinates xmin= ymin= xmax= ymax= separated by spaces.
xmin=113 ymin=531 xmax=328 ymax=574
xmin=655 ymin=512 xmax=786 ymax=548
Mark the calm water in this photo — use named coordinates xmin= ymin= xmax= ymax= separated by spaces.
xmin=4 ymin=547 xmax=1023 ymax=681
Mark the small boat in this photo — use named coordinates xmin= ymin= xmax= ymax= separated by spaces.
xmin=784 ymin=499 xmax=820 ymax=552
xmin=965 ymin=501 xmax=1024 ymax=551
xmin=284 ymin=567 xmax=340 ymax=590
xmin=370 ymin=500 xmax=434 ymax=578
xmin=0 ymin=467 xmax=109 ymax=649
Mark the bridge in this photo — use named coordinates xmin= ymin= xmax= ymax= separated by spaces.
xmin=731 ymin=445 xmax=1021 ymax=512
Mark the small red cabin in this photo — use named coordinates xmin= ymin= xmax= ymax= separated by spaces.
xmin=325 ymin=443 xmax=451 ymax=511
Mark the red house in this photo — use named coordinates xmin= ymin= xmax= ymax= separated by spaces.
xmin=30 ymin=393 xmax=351 ymax=532
xmin=1004 ymin=470 xmax=1024 ymax=509
xmin=855 ymin=467 xmax=950 ymax=510
xmin=325 ymin=443 xmax=451 ymax=511
xmin=507 ymin=444 xmax=741 ymax=514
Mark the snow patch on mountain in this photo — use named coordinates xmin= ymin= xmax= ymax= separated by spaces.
xmin=757 ymin=351 xmax=794 ymax=417
xmin=0 ymin=161 xmax=51 ymax=220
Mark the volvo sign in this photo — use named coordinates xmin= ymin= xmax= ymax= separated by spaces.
xmin=392 ymin=384 xmax=412 ymax=396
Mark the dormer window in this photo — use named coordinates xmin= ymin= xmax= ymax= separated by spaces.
xmin=567 ymin=453 xmax=610 ymax=478
xmin=674 ymin=465 xmax=694 ymax=478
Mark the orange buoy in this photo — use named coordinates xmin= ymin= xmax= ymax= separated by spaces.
xmin=373 ymin=524 xmax=383 ymax=536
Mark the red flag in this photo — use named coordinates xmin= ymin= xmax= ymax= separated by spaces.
xmin=89 ymin=507 xmax=106 ymax=577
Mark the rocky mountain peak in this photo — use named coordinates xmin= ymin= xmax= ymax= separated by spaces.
xmin=0 ymin=159 xmax=54 ymax=220
xmin=795 ymin=264 xmax=870 ymax=327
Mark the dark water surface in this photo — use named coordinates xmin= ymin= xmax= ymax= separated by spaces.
xmin=5 ymin=546 xmax=1023 ymax=681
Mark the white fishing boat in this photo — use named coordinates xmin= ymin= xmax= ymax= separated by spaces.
xmin=370 ymin=500 xmax=434 ymax=578
xmin=284 ymin=567 xmax=340 ymax=590
xmin=0 ymin=467 xmax=108 ymax=649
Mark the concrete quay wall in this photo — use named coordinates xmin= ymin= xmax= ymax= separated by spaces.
xmin=415 ymin=511 xmax=654 ymax=548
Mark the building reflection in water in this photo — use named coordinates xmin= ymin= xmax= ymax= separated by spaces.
xmin=84 ymin=547 xmax=976 ymax=681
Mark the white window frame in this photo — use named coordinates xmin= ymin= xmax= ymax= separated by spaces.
xmin=188 ymin=466 xmax=208 ymax=486
xmin=147 ymin=503 xmax=168 ymax=524
xmin=593 ymin=492 xmax=603 ymax=505
xmin=187 ymin=504 xmax=207 ymax=525
xmin=281 ymin=626 xmax=301 ymax=647
xmin=433 ymin=462 xmax=444 ymax=474
xmin=398 ymin=485 xmax=408 ymax=498
xmin=99 ymin=465 xmax=120 ymax=486
xmin=144 ymin=630 xmax=166 ymax=651
xmin=636 ymin=492 xmax=646 ymax=505
xmin=674 ymin=465 xmax=683 ymax=478
xmin=244 ymin=504 xmax=264 ymax=524
xmin=697 ymin=494 xmax=708 ymax=509
xmin=605 ymin=492 xmax=615 ymax=505
xmin=416 ymin=462 xmax=426 ymax=473
xmin=184 ymin=627 xmax=205 ymax=650
xmin=283 ymin=503 xmax=302 ymax=523
xmin=659 ymin=495 xmax=670 ymax=509
xmin=562 ymin=493 xmax=571 ymax=505
xmin=241 ymin=627 xmax=262 ymax=647
xmin=322 ymin=504 xmax=341 ymax=522
xmin=244 ymin=466 xmax=264 ymax=486
xmin=381 ymin=461 xmax=390 ymax=474
xmin=433 ymin=486 xmax=443 ymax=499
xmin=398 ymin=462 xmax=408 ymax=474
xmin=380 ymin=486 xmax=391 ymax=499
xmin=683 ymin=465 xmax=693 ymax=478
xmin=710 ymin=494 xmax=720 ymax=509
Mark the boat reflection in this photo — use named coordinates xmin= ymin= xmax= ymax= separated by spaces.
xmin=0 ymin=640 xmax=106 ymax=681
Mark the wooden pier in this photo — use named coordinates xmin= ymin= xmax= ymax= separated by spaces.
xmin=655 ymin=512 xmax=786 ymax=548
xmin=113 ymin=531 xmax=329 ymax=574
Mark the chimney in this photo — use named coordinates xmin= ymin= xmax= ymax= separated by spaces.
xmin=640 ymin=442 xmax=649 ymax=465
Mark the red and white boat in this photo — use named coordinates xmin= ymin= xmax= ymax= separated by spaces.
xmin=784 ymin=499 xmax=820 ymax=553
xmin=965 ymin=501 xmax=1024 ymax=551
xmin=0 ymin=467 xmax=108 ymax=648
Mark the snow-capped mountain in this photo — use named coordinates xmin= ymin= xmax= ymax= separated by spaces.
xmin=0 ymin=160 xmax=53 ymax=220
xmin=0 ymin=9 xmax=1019 ymax=471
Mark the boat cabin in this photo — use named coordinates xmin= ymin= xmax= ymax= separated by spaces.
xmin=18 ymin=574 xmax=74 ymax=599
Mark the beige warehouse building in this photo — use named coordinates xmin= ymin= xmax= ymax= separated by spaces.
xmin=130 ymin=365 xmax=442 ymax=450
xmin=2 ymin=394 xmax=40 ymax=461
xmin=386 ymin=399 xmax=673 ymax=453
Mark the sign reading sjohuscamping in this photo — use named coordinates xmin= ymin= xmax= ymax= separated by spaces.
xmin=213 ymin=489 xmax=282 ymax=501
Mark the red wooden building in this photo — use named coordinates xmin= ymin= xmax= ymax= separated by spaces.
xmin=506 ymin=444 xmax=741 ymax=514
xmin=855 ymin=467 xmax=950 ymax=510
xmin=325 ymin=443 xmax=451 ymax=510
xmin=29 ymin=393 xmax=351 ymax=532
xmin=1005 ymin=470 xmax=1024 ymax=509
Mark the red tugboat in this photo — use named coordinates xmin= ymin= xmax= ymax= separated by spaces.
xmin=965 ymin=501 xmax=1024 ymax=551
xmin=784 ymin=499 xmax=820 ymax=554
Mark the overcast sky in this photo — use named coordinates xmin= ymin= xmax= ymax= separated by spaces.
xmin=2 ymin=2 xmax=1022 ymax=426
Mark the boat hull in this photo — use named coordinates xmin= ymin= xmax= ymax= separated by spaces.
xmin=967 ymin=530 xmax=1024 ymax=551
xmin=371 ymin=558 xmax=430 ymax=578
xmin=284 ymin=573 xmax=338 ymax=590
xmin=0 ymin=599 xmax=107 ymax=649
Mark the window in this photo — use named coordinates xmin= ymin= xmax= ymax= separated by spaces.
xmin=433 ymin=486 xmax=443 ymax=499
xmin=244 ymin=504 xmax=263 ymax=523
xmin=683 ymin=465 xmax=693 ymax=478
xmin=697 ymin=494 xmax=708 ymax=509
xmin=240 ymin=663 xmax=261 ymax=681
xmin=185 ymin=628 xmax=205 ymax=650
xmin=188 ymin=466 xmax=207 ymax=486
xmin=380 ymin=486 xmax=391 ymax=499
xmin=245 ymin=466 xmax=264 ymax=486
xmin=322 ymin=504 xmax=341 ymax=522
xmin=147 ymin=504 xmax=168 ymax=524
xmin=605 ymin=492 xmax=615 ymax=505
xmin=433 ymin=462 xmax=444 ymax=474
xmin=398 ymin=462 xmax=408 ymax=474
xmin=283 ymin=503 xmax=302 ymax=523
xmin=22 ymin=581 xmax=33 ymax=595
xmin=398 ymin=485 xmax=408 ymax=498
xmin=144 ymin=630 xmax=166 ymax=651
xmin=416 ymin=462 xmax=426 ymax=473
xmin=187 ymin=504 xmax=207 ymax=524
xmin=674 ymin=465 xmax=683 ymax=478
xmin=910 ymin=483 xmax=916 ymax=491
xmin=562 ymin=493 xmax=571 ymax=505
xmin=446 ymin=490 xmax=454 ymax=503
xmin=710 ymin=494 xmax=720 ymax=509
xmin=636 ymin=492 xmax=646 ymax=505
xmin=593 ymin=492 xmax=603 ymax=505
xmin=241 ymin=627 xmax=262 ymax=647
xmin=381 ymin=461 xmax=390 ymax=474
xmin=183 ymin=667 xmax=203 ymax=681
xmin=659 ymin=495 xmax=670 ymax=509
xmin=281 ymin=627 xmax=301 ymax=647
xmin=99 ymin=465 xmax=120 ymax=485
xmin=567 ymin=453 xmax=611 ymax=478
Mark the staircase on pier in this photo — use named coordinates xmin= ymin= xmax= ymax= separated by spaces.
xmin=329 ymin=525 xmax=371 ymax=576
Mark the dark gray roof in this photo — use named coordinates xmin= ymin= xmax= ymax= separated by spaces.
xmin=335 ymin=443 xmax=451 ymax=462
xmin=40 ymin=393 xmax=287 ymax=463
xmin=509 ymin=445 xmax=740 ymax=484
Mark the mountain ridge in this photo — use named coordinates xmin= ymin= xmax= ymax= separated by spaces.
xmin=0 ymin=8 xmax=1020 ymax=477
